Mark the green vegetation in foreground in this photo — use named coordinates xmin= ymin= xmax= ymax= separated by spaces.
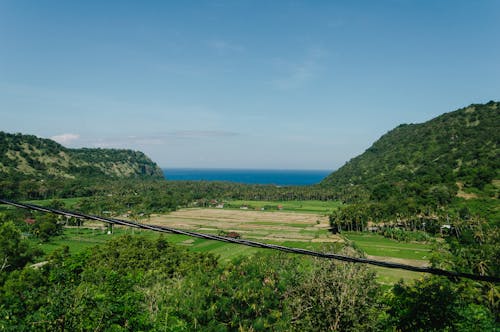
xmin=2 ymin=228 xmax=496 ymax=331
xmin=34 ymin=226 xmax=340 ymax=261
xmin=226 ymin=199 xmax=342 ymax=213
xmin=32 ymin=227 xmax=266 ymax=261
xmin=34 ymin=227 xmax=419 ymax=285
xmin=342 ymin=232 xmax=432 ymax=261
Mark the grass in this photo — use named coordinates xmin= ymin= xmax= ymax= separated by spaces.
xmin=35 ymin=227 xmax=425 ymax=284
xmin=226 ymin=200 xmax=342 ymax=213
xmin=33 ymin=227 xmax=264 ymax=261
xmin=23 ymin=197 xmax=85 ymax=208
xmin=0 ymin=197 xmax=85 ymax=213
xmin=342 ymin=232 xmax=432 ymax=261
xmin=33 ymin=218 xmax=338 ymax=263
xmin=371 ymin=266 xmax=423 ymax=286
xmin=20 ymin=198 xmax=433 ymax=285
xmin=29 ymin=228 xmax=115 ymax=256
xmin=147 ymin=208 xmax=336 ymax=246
xmin=340 ymin=232 xmax=433 ymax=284
xmin=246 ymin=221 xmax=313 ymax=228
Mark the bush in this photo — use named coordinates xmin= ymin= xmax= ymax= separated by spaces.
xmin=286 ymin=251 xmax=380 ymax=331
xmin=379 ymin=228 xmax=431 ymax=242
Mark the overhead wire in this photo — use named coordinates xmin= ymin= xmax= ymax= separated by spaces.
xmin=1 ymin=198 xmax=498 ymax=283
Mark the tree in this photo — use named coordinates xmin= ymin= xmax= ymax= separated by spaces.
xmin=286 ymin=253 xmax=380 ymax=331
xmin=0 ymin=221 xmax=42 ymax=273
xmin=31 ymin=214 xmax=64 ymax=242
xmin=383 ymin=276 xmax=496 ymax=331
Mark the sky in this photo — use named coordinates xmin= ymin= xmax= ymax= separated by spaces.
xmin=1 ymin=0 xmax=499 ymax=170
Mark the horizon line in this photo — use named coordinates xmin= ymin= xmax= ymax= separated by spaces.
xmin=161 ymin=167 xmax=334 ymax=172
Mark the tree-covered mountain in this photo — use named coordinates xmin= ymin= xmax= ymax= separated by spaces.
xmin=321 ymin=101 xmax=499 ymax=206
xmin=0 ymin=132 xmax=164 ymax=180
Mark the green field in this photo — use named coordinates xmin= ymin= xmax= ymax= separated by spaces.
xmin=24 ymin=197 xmax=85 ymax=208
xmin=342 ymin=232 xmax=432 ymax=261
xmin=33 ymin=227 xmax=267 ymax=261
xmin=0 ymin=197 xmax=86 ymax=215
xmin=32 ymin=226 xmax=432 ymax=285
xmin=33 ymin=226 xmax=339 ymax=262
xmin=18 ymin=198 xmax=435 ymax=284
xmin=342 ymin=232 xmax=433 ymax=284
xmin=226 ymin=199 xmax=342 ymax=213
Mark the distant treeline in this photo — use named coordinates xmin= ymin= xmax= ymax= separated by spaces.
xmin=70 ymin=180 xmax=341 ymax=217
xmin=0 ymin=175 xmax=342 ymax=213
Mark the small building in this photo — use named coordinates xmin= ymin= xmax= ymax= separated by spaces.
xmin=440 ymin=224 xmax=452 ymax=235
xmin=218 ymin=230 xmax=242 ymax=239
xmin=225 ymin=232 xmax=241 ymax=239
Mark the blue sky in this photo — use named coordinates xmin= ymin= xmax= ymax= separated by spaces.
xmin=1 ymin=1 xmax=499 ymax=169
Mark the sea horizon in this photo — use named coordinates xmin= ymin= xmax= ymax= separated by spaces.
xmin=163 ymin=168 xmax=332 ymax=186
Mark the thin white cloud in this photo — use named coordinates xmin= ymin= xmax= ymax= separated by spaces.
xmin=51 ymin=133 xmax=80 ymax=145
xmin=86 ymin=130 xmax=240 ymax=148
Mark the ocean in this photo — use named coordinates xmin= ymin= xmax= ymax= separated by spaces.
xmin=162 ymin=168 xmax=331 ymax=186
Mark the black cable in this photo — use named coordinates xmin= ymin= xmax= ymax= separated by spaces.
xmin=1 ymin=198 xmax=498 ymax=283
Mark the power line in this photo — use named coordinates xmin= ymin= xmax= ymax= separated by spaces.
xmin=1 ymin=198 xmax=498 ymax=283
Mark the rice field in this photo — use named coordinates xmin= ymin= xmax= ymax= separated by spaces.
xmin=147 ymin=208 xmax=338 ymax=244
xmin=225 ymin=199 xmax=343 ymax=213
xmin=33 ymin=207 xmax=433 ymax=284
xmin=342 ymin=231 xmax=433 ymax=284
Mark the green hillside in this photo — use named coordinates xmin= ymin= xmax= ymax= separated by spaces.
xmin=322 ymin=101 xmax=499 ymax=206
xmin=0 ymin=132 xmax=164 ymax=180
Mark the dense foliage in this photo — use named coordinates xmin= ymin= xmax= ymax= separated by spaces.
xmin=329 ymin=202 xmax=446 ymax=233
xmin=321 ymin=101 xmax=499 ymax=207
xmin=0 ymin=230 xmax=496 ymax=331
xmin=382 ymin=276 xmax=496 ymax=331
xmin=0 ymin=176 xmax=340 ymax=214
xmin=0 ymin=221 xmax=42 ymax=274
xmin=0 ymin=131 xmax=164 ymax=185
xmin=0 ymin=234 xmax=388 ymax=331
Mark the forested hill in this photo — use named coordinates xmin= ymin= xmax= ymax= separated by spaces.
xmin=0 ymin=132 xmax=164 ymax=180
xmin=321 ymin=101 xmax=499 ymax=204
